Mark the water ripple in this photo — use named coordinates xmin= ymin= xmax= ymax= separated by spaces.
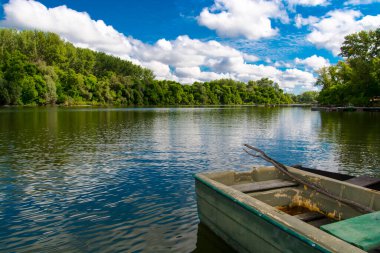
xmin=0 ymin=107 xmax=379 ymax=252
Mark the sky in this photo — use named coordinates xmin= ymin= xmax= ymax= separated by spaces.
xmin=0 ymin=0 xmax=379 ymax=93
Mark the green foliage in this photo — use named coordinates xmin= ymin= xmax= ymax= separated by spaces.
xmin=316 ymin=28 xmax=380 ymax=106
xmin=293 ymin=91 xmax=319 ymax=104
xmin=0 ymin=29 xmax=293 ymax=106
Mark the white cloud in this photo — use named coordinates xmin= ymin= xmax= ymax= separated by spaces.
xmin=197 ymin=0 xmax=289 ymax=40
xmin=136 ymin=36 xmax=259 ymax=69
xmin=287 ymin=0 xmax=329 ymax=7
xmin=175 ymin=67 xmax=231 ymax=83
xmin=295 ymin=55 xmax=330 ymax=71
xmin=143 ymin=61 xmax=175 ymax=81
xmin=0 ymin=0 xmax=316 ymax=92
xmin=281 ymin=69 xmax=316 ymax=89
xmin=294 ymin=14 xmax=320 ymax=28
xmin=1 ymin=0 xmax=134 ymax=56
xmin=306 ymin=10 xmax=380 ymax=55
xmin=156 ymin=39 xmax=173 ymax=51
xmin=243 ymin=53 xmax=260 ymax=62
xmin=274 ymin=60 xmax=294 ymax=68
xmin=344 ymin=0 xmax=380 ymax=5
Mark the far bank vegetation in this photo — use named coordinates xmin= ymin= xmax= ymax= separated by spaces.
xmin=0 ymin=29 xmax=294 ymax=106
xmin=3 ymin=28 xmax=377 ymax=107
xmin=316 ymin=28 xmax=380 ymax=106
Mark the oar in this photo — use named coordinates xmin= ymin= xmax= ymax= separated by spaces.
xmin=243 ymin=144 xmax=374 ymax=214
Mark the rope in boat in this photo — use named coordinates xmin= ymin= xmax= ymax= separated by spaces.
xmin=243 ymin=144 xmax=374 ymax=214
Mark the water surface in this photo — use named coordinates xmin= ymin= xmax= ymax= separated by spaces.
xmin=0 ymin=107 xmax=379 ymax=252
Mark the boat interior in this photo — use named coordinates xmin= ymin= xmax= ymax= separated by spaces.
xmin=204 ymin=166 xmax=380 ymax=252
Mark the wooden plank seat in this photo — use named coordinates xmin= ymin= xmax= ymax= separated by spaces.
xmin=230 ymin=179 xmax=298 ymax=193
xmin=293 ymin=211 xmax=325 ymax=222
xmin=345 ymin=175 xmax=380 ymax=187
xmin=308 ymin=217 xmax=337 ymax=228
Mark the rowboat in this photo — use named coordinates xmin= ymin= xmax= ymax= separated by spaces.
xmin=194 ymin=166 xmax=380 ymax=253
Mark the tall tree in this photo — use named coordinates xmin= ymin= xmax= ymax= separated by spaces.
xmin=316 ymin=29 xmax=380 ymax=106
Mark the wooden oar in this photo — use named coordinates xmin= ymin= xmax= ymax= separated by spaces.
xmin=243 ymin=144 xmax=374 ymax=214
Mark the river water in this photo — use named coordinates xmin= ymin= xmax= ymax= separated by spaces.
xmin=0 ymin=107 xmax=379 ymax=252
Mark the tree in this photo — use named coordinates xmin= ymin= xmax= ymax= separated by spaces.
xmin=0 ymin=29 xmax=294 ymax=106
xmin=340 ymin=29 xmax=380 ymax=61
xmin=296 ymin=91 xmax=319 ymax=104
xmin=316 ymin=29 xmax=380 ymax=106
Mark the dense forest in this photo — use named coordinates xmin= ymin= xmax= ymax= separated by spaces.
xmin=1 ymin=28 xmax=379 ymax=107
xmin=316 ymin=28 xmax=380 ymax=106
xmin=0 ymin=29 xmax=294 ymax=106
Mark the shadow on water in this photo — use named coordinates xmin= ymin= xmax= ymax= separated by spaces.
xmin=192 ymin=223 xmax=236 ymax=253
xmin=318 ymin=112 xmax=380 ymax=176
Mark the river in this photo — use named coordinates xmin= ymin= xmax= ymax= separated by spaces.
xmin=0 ymin=106 xmax=379 ymax=252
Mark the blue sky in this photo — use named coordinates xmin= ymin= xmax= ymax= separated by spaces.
xmin=0 ymin=0 xmax=379 ymax=93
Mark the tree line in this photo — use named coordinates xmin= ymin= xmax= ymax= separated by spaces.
xmin=316 ymin=28 xmax=380 ymax=106
xmin=1 ymin=28 xmax=378 ymax=107
xmin=0 ymin=29 xmax=295 ymax=106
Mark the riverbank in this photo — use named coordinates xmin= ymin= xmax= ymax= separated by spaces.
xmin=312 ymin=107 xmax=380 ymax=112
xmin=0 ymin=103 xmax=313 ymax=108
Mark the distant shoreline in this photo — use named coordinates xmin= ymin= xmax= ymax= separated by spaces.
xmin=3 ymin=104 xmax=380 ymax=112
xmin=312 ymin=106 xmax=380 ymax=112
xmin=0 ymin=104 xmax=313 ymax=109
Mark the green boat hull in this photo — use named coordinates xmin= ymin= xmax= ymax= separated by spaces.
xmin=195 ymin=167 xmax=379 ymax=253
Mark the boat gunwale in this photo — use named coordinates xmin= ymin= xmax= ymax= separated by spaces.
xmin=194 ymin=168 xmax=370 ymax=253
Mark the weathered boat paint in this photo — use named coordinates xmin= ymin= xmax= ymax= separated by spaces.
xmin=195 ymin=166 xmax=379 ymax=253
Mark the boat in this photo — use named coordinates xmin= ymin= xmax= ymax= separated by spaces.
xmin=292 ymin=165 xmax=380 ymax=191
xmin=194 ymin=165 xmax=380 ymax=253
